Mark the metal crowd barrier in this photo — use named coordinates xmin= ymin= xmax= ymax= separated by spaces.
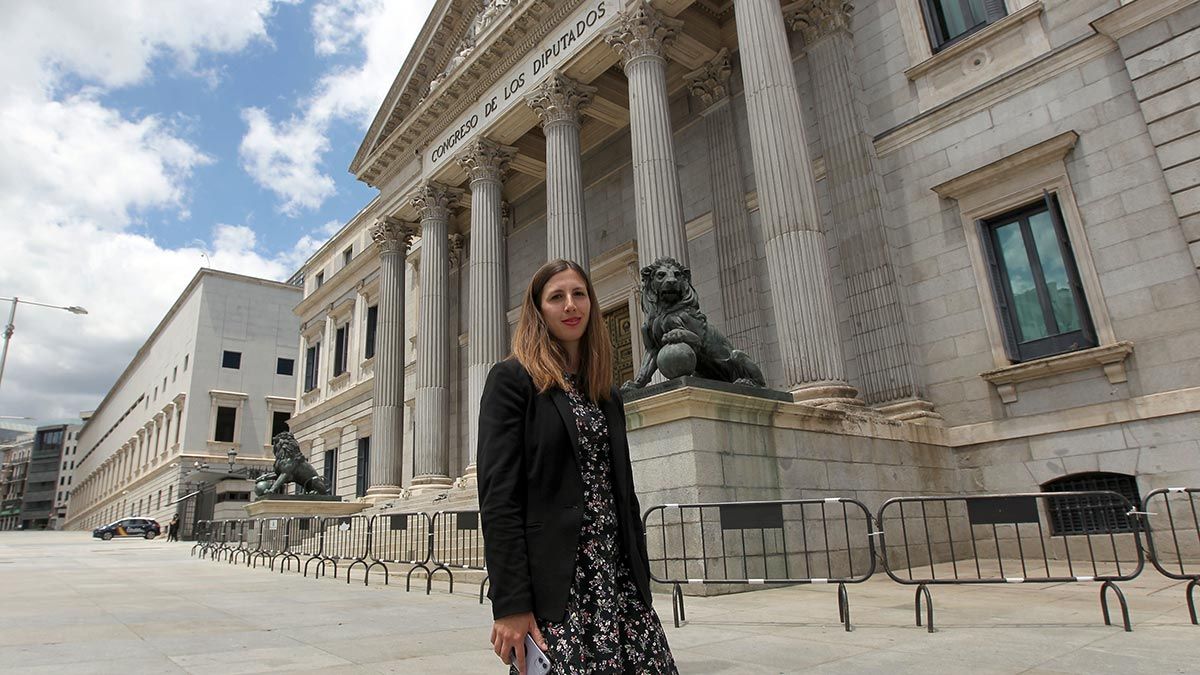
xmin=190 ymin=520 xmax=212 ymax=557
xmin=430 ymin=510 xmax=488 ymax=601
xmin=1142 ymin=487 xmax=1200 ymax=624
xmin=644 ymin=498 xmax=876 ymax=630
xmin=877 ymin=491 xmax=1145 ymax=632
xmin=230 ymin=520 xmax=257 ymax=565
xmin=313 ymin=515 xmax=372 ymax=582
xmin=367 ymin=512 xmax=433 ymax=589
xmin=249 ymin=517 xmax=287 ymax=570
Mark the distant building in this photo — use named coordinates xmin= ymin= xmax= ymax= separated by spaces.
xmin=0 ymin=433 xmax=34 ymax=530
xmin=19 ymin=420 xmax=83 ymax=530
xmin=64 ymin=270 xmax=301 ymax=536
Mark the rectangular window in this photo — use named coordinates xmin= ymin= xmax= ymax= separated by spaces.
xmin=167 ymin=485 xmax=173 ymax=503
xmin=277 ymin=357 xmax=295 ymax=376
xmin=183 ymin=354 xmax=189 ymax=371
xmin=922 ymin=0 xmax=1006 ymax=51
xmin=333 ymin=325 xmax=349 ymax=376
xmin=355 ymin=437 xmax=370 ymax=498
xmin=222 ymin=350 xmax=242 ymax=369
xmin=980 ymin=194 xmax=1096 ymax=363
xmin=315 ymin=271 xmax=325 ymax=288
xmin=364 ymin=305 xmax=378 ymax=360
xmin=173 ymin=366 xmax=177 ymax=382
xmin=323 ymin=449 xmax=336 ymax=493
xmin=271 ymin=411 xmax=291 ymax=438
xmin=214 ymin=406 xmax=237 ymax=443
xmin=304 ymin=344 xmax=320 ymax=391
xmin=343 ymin=246 xmax=353 ymax=266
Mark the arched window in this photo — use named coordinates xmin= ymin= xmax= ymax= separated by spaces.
xmin=1042 ymin=472 xmax=1140 ymax=536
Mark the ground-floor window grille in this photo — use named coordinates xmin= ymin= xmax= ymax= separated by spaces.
xmin=1042 ymin=472 xmax=1140 ymax=536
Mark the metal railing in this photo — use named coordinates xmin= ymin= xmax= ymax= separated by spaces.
xmin=644 ymin=498 xmax=876 ymax=630
xmin=314 ymin=515 xmax=372 ymax=582
xmin=1141 ymin=487 xmax=1200 ymax=624
xmin=876 ymin=491 xmax=1145 ymax=632
xmin=367 ymin=512 xmax=433 ymax=590
xmin=429 ymin=510 xmax=489 ymax=602
xmin=249 ymin=517 xmax=288 ymax=570
xmin=189 ymin=520 xmax=212 ymax=557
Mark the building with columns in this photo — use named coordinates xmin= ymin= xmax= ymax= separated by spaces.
xmin=64 ymin=270 xmax=301 ymax=533
xmin=292 ymin=0 xmax=1200 ymax=511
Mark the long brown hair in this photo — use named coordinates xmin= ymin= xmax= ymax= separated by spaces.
xmin=512 ymin=259 xmax=613 ymax=402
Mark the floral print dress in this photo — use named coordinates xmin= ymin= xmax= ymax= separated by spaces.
xmin=512 ymin=374 xmax=677 ymax=674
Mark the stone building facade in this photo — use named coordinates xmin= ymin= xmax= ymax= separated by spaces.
xmin=0 ymin=433 xmax=33 ymax=530
xmin=291 ymin=0 xmax=1200 ymax=513
xmin=64 ymin=270 xmax=301 ymax=532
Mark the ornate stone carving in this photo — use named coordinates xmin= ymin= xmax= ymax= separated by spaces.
xmin=784 ymin=0 xmax=854 ymax=43
xmin=501 ymin=201 xmax=513 ymax=233
xmin=448 ymin=233 xmax=468 ymax=266
xmin=604 ymin=1 xmax=683 ymax=66
xmin=455 ymin=138 xmax=516 ymax=183
xmin=429 ymin=0 xmax=522 ymax=93
xmin=371 ymin=217 xmax=417 ymax=255
xmin=684 ymin=49 xmax=732 ymax=110
xmin=410 ymin=182 xmax=462 ymax=220
xmin=525 ymin=71 xmax=596 ymax=128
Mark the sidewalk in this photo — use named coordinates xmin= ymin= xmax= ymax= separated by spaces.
xmin=0 ymin=531 xmax=1193 ymax=673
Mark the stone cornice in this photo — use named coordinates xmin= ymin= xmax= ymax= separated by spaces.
xmin=356 ymin=0 xmax=578 ymax=188
xmin=604 ymin=0 xmax=682 ymax=67
xmin=783 ymin=0 xmax=853 ymax=44
xmin=980 ymin=341 xmax=1135 ymax=404
xmin=931 ymin=131 xmax=1079 ymax=199
xmin=525 ymin=71 xmax=595 ymax=128
xmin=1092 ymin=0 xmax=1196 ymax=40
xmin=684 ymin=48 xmax=731 ymax=110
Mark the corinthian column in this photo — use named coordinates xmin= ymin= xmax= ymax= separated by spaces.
xmin=605 ymin=1 xmax=689 ymax=268
xmin=685 ymin=50 xmax=764 ymax=363
xmin=366 ymin=217 xmax=415 ymax=501
xmin=411 ymin=183 xmax=462 ymax=489
xmin=456 ymin=139 xmax=515 ymax=479
xmin=526 ymin=72 xmax=595 ymax=271
xmin=787 ymin=1 xmax=936 ymax=420
xmin=734 ymin=0 xmax=857 ymax=405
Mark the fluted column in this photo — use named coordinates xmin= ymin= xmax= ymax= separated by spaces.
xmin=366 ymin=217 xmax=416 ymax=501
xmin=411 ymin=183 xmax=462 ymax=488
xmin=605 ymin=1 xmax=689 ymax=268
xmin=457 ymin=139 xmax=515 ymax=479
xmin=685 ymin=50 xmax=764 ymax=364
xmin=526 ymin=72 xmax=595 ymax=270
xmin=734 ymin=0 xmax=857 ymax=405
xmin=786 ymin=1 xmax=935 ymax=419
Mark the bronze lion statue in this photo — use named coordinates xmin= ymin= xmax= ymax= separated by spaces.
xmin=253 ymin=432 xmax=330 ymax=497
xmin=621 ymin=257 xmax=766 ymax=391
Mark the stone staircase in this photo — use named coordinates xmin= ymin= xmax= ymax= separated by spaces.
xmin=358 ymin=482 xmax=481 ymax=517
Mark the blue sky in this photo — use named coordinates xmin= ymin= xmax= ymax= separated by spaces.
xmin=0 ymin=0 xmax=435 ymax=420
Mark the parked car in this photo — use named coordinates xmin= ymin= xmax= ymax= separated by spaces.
xmin=92 ymin=517 xmax=161 ymax=540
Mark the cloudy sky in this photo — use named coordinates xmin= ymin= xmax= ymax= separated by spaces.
xmin=0 ymin=0 xmax=436 ymax=422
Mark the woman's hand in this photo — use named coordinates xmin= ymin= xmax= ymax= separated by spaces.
xmin=491 ymin=611 xmax=548 ymax=671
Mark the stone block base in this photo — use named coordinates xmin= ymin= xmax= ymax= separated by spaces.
xmin=244 ymin=499 xmax=370 ymax=518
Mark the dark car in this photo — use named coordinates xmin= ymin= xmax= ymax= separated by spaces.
xmin=92 ymin=517 xmax=161 ymax=541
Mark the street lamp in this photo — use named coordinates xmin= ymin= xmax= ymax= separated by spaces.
xmin=0 ymin=296 xmax=87 ymax=391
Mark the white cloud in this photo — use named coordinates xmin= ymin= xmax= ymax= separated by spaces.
xmin=0 ymin=0 xmax=310 ymax=421
xmin=238 ymin=0 xmax=434 ymax=212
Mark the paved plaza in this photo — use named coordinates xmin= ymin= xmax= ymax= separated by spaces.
xmin=0 ymin=531 xmax=1195 ymax=674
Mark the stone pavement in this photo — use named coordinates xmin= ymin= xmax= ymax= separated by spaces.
xmin=0 ymin=531 xmax=1195 ymax=674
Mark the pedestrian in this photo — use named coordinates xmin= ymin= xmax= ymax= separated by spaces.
xmin=167 ymin=514 xmax=180 ymax=542
xmin=478 ymin=259 xmax=677 ymax=674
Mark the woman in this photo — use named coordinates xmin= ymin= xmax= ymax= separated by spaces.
xmin=478 ymin=259 xmax=677 ymax=674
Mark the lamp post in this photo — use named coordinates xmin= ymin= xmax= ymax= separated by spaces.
xmin=0 ymin=296 xmax=87 ymax=391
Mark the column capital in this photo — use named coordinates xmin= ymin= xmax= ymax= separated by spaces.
xmin=525 ymin=71 xmax=595 ymax=128
xmin=455 ymin=138 xmax=516 ymax=184
xmin=604 ymin=1 xmax=682 ymax=67
xmin=410 ymin=182 xmax=463 ymax=221
xmin=684 ymin=48 xmax=732 ymax=111
xmin=448 ymin=233 xmax=468 ymax=267
xmin=371 ymin=216 xmax=417 ymax=254
xmin=784 ymin=0 xmax=853 ymax=44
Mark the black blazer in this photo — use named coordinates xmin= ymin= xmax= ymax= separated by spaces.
xmin=476 ymin=357 xmax=653 ymax=621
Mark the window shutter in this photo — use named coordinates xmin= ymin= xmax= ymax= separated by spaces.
xmin=978 ymin=219 xmax=1020 ymax=360
xmin=983 ymin=0 xmax=1007 ymax=22
xmin=1042 ymin=190 xmax=1096 ymax=346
